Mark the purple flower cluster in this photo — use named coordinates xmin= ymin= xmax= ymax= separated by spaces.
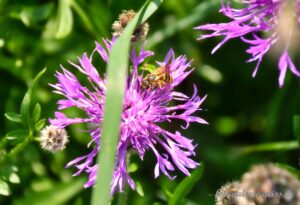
xmin=196 ymin=0 xmax=300 ymax=87
xmin=50 ymin=39 xmax=207 ymax=194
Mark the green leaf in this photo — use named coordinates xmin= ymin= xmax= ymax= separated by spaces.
xmin=32 ymin=103 xmax=41 ymax=123
xmin=136 ymin=181 xmax=144 ymax=197
xmin=91 ymin=1 xmax=163 ymax=205
xmin=168 ymin=163 xmax=204 ymax=205
xmin=13 ymin=178 xmax=85 ymax=205
xmin=293 ymin=116 xmax=300 ymax=146
xmin=20 ymin=68 xmax=46 ymax=130
xmin=5 ymin=130 xmax=27 ymax=141
xmin=234 ymin=141 xmax=299 ymax=154
xmin=9 ymin=173 xmax=20 ymax=184
xmin=10 ymin=3 xmax=54 ymax=27
xmin=0 ymin=180 xmax=10 ymax=196
xmin=35 ymin=119 xmax=46 ymax=132
xmin=55 ymin=0 xmax=73 ymax=39
xmin=4 ymin=112 xmax=22 ymax=123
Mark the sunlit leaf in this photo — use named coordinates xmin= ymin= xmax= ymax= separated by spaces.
xmin=9 ymin=173 xmax=20 ymax=184
xmin=5 ymin=129 xmax=27 ymax=141
xmin=128 ymin=163 xmax=138 ymax=173
xmin=0 ymin=180 xmax=10 ymax=196
xmin=235 ymin=141 xmax=299 ymax=154
xmin=4 ymin=112 xmax=22 ymax=124
xmin=32 ymin=103 xmax=41 ymax=123
xmin=168 ymin=163 xmax=204 ymax=205
xmin=55 ymin=0 xmax=73 ymax=39
xmin=35 ymin=119 xmax=46 ymax=132
xmin=136 ymin=181 xmax=144 ymax=197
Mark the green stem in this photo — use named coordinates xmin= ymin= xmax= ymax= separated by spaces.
xmin=234 ymin=140 xmax=299 ymax=154
xmin=7 ymin=135 xmax=33 ymax=157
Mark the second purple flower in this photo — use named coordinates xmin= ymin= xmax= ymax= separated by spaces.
xmin=196 ymin=0 xmax=300 ymax=87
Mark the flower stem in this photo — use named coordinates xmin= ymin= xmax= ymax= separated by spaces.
xmin=7 ymin=135 xmax=33 ymax=157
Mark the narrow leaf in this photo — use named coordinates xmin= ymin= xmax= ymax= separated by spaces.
xmin=168 ymin=164 xmax=204 ymax=205
xmin=32 ymin=103 xmax=41 ymax=123
xmin=4 ymin=113 xmax=22 ymax=123
xmin=234 ymin=141 xmax=299 ymax=154
xmin=91 ymin=1 xmax=163 ymax=205
xmin=5 ymin=130 xmax=27 ymax=141
xmin=20 ymin=68 xmax=46 ymax=130
xmin=136 ymin=181 xmax=144 ymax=197
xmin=35 ymin=119 xmax=46 ymax=132
xmin=55 ymin=0 xmax=73 ymax=39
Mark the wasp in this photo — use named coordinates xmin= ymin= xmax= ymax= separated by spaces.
xmin=142 ymin=65 xmax=173 ymax=89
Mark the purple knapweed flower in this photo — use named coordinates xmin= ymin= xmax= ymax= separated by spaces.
xmin=49 ymin=38 xmax=207 ymax=194
xmin=195 ymin=0 xmax=300 ymax=87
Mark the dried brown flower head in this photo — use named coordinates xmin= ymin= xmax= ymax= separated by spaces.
xmin=112 ymin=10 xmax=149 ymax=42
xmin=240 ymin=163 xmax=300 ymax=205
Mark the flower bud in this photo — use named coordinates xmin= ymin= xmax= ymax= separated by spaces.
xmin=40 ymin=125 xmax=69 ymax=153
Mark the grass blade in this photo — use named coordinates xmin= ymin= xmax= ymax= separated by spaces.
xmin=91 ymin=1 xmax=163 ymax=205
xmin=168 ymin=163 xmax=204 ymax=205
xmin=234 ymin=141 xmax=299 ymax=154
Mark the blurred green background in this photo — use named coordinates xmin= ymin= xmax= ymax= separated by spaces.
xmin=1 ymin=0 xmax=300 ymax=204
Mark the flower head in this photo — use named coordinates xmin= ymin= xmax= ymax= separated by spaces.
xmin=215 ymin=181 xmax=243 ymax=205
xmin=240 ymin=163 xmax=300 ymax=205
xmin=195 ymin=0 xmax=300 ymax=87
xmin=49 ymin=39 xmax=207 ymax=194
xmin=40 ymin=125 xmax=69 ymax=153
xmin=112 ymin=10 xmax=149 ymax=42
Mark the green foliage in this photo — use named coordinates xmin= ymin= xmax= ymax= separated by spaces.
xmin=13 ymin=178 xmax=85 ymax=205
xmin=9 ymin=3 xmax=55 ymax=27
xmin=1 ymin=69 xmax=46 ymax=196
xmin=168 ymin=164 xmax=204 ymax=205
xmin=55 ymin=0 xmax=73 ymax=39
xmin=1 ymin=0 xmax=300 ymax=204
